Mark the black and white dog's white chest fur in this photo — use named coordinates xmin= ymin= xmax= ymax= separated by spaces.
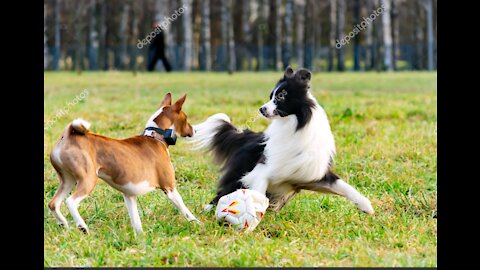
xmin=262 ymin=93 xmax=335 ymax=186
xmin=193 ymin=67 xmax=374 ymax=214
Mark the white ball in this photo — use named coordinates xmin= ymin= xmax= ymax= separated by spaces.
xmin=215 ymin=189 xmax=269 ymax=232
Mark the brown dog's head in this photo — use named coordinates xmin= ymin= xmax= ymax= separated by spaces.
xmin=151 ymin=93 xmax=194 ymax=137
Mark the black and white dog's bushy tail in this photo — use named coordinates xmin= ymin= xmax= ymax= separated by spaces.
xmin=191 ymin=113 xmax=266 ymax=209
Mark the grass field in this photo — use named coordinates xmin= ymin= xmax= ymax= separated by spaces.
xmin=44 ymin=71 xmax=437 ymax=267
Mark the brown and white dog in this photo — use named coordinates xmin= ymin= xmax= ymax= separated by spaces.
xmin=48 ymin=93 xmax=200 ymax=235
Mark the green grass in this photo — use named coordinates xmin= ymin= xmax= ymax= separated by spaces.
xmin=44 ymin=71 xmax=437 ymax=267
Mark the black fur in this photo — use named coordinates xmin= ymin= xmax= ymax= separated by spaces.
xmin=269 ymin=68 xmax=316 ymax=130
xmin=208 ymin=67 xmax=334 ymax=211
xmin=207 ymin=121 xmax=266 ymax=204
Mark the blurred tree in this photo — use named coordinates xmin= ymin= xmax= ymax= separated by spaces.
xmin=365 ymin=0 xmax=374 ymax=70
xmin=128 ymin=0 xmax=140 ymax=71
xmin=88 ymin=0 xmax=99 ymax=70
xmin=414 ymin=0 xmax=424 ymax=70
xmin=220 ymin=0 xmax=228 ymax=71
xmin=98 ymin=0 xmax=107 ymax=70
xmin=199 ymin=0 xmax=211 ymax=70
xmin=282 ymin=0 xmax=293 ymax=69
xmin=382 ymin=0 xmax=393 ymax=71
xmin=182 ymin=0 xmax=193 ymax=70
xmin=423 ymin=0 xmax=434 ymax=71
xmin=44 ymin=0 xmax=436 ymax=72
xmin=274 ymin=0 xmax=282 ymax=70
xmin=257 ymin=0 xmax=269 ymax=70
xmin=226 ymin=0 xmax=236 ymax=73
xmin=52 ymin=0 xmax=61 ymax=70
xmin=44 ymin=4 xmax=48 ymax=70
xmin=374 ymin=0 xmax=383 ymax=71
xmin=304 ymin=0 xmax=315 ymax=70
xmin=353 ymin=0 xmax=360 ymax=71
xmin=117 ymin=3 xmax=130 ymax=70
xmin=241 ymin=0 xmax=254 ymax=70
xmin=73 ymin=1 xmax=88 ymax=72
xmin=391 ymin=0 xmax=400 ymax=70
xmin=327 ymin=0 xmax=336 ymax=71
xmin=336 ymin=0 xmax=345 ymax=71
xmin=295 ymin=0 xmax=306 ymax=68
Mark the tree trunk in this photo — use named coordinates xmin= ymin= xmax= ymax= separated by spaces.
xmin=44 ymin=4 xmax=48 ymax=70
xmin=129 ymin=1 xmax=139 ymax=71
xmin=282 ymin=0 xmax=293 ymax=69
xmin=381 ymin=0 xmax=393 ymax=71
xmin=88 ymin=0 xmax=98 ymax=70
xmin=74 ymin=3 xmax=87 ymax=73
xmin=374 ymin=0 xmax=383 ymax=71
xmin=52 ymin=0 xmax=61 ymax=70
xmin=257 ymin=0 xmax=269 ymax=70
xmin=424 ymin=0 xmax=434 ymax=70
xmin=98 ymin=0 xmax=107 ymax=70
xmin=336 ymin=0 xmax=345 ymax=71
xmin=242 ymin=0 xmax=254 ymax=70
xmin=226 ymin=0 xmax=236 ymax=73
xmin=365 ymin=0 xmax=374 ymax=70
xmin=199 ymin=0 xmax=211 ymax=70
xmin=295 ymin=0 xmax=305 ymax=68
xmin=182 ymin=0 xmax=193 ymax=71
xmin=304 ymin=0 xmax=315 ymax=70
xmin=220 ymin=0 xmax=228 ymax=71
xmin=414 ymin=0 xmax=424 ymax=70
xmin=391 ymin=0 xmax=399 ymax=70
xmin=313 ymin=1 xmax=322 ymax=71
xmin=353 ymin=0 xmax=361 ymax=71
xmin=274 ymin=0 xmax=282 ymax=70
xmin=433 ymin=0 xmax=436 ymax=69
xmin=118 ymin=4 xmax=130 ymax=70
xmin=327 ymin=0 xmax=336 ymax=71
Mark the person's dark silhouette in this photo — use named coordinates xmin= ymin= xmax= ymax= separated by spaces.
xmin=147 ymin=31 xmax=172 ymax=72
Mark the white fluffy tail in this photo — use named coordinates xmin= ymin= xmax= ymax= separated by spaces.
xmin=71 ymin=118 xmax=91 ymax=135
xmin=189 ymin=113 xmax=232 ymax=150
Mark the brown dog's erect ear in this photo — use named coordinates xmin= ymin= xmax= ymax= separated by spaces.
xmin=284 ymin=66 xmax=295 ymax=79
xmin=172 ymin=94 xmax=187 ymax=111
xmin=160 ymin=92 xmax=172 ymax=107
xmin=295 ymin=69 xmax=312 ymax=85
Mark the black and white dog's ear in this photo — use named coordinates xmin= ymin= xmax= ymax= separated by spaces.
xmin=295 ymin=68 xmax=312 ymax=86
xmin=284 ymin=66 xmax=295 ymax=79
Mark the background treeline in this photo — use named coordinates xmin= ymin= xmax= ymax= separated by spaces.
xmin=43 ymin=0 xmax=437 ymax=72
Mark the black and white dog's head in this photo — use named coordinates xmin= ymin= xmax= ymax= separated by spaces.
xmin=259 ymin=67 xmax=316 ymax=130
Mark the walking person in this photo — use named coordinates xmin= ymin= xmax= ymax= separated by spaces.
xmin=147 ymin=26 xmax=172 ymax=72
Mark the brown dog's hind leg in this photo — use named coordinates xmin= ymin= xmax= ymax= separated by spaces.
xmin=48 ymin=172 xmax=76 ymax=228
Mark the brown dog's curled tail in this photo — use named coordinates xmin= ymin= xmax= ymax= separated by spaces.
xmin=71 ymin=118 xmax=91 ymax=135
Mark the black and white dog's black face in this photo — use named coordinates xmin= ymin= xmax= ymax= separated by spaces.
xmin=259 ymin=67 xmax=316 ymax=130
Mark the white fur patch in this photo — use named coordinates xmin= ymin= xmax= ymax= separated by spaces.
xmin=189 ymin=113 xmax=232 ymax=150
xmin=51 ymin=144 xmax=63 ymax=166
xmin=120 ymin=181 xmax=156 ymax=196
xmin=242 ymin=94 xmax=336 ymax=192
xmin=166 ymin=188 xmax=199 ymax=222
xmin=72 ymin=118 xmax=91 ymax=131
xmin=145 ymin=107 xmax=164 ymax=128
xmin=262 ymin=99 xmax=277 ymax=118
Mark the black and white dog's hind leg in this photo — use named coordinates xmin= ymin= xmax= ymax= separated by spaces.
xmin=295 ymin=171 xmax=374 ymax=214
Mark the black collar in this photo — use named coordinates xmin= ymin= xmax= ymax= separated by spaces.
xmin=142 ymin=127 xmax=177 ymax=145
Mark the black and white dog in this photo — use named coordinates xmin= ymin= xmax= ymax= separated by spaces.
xmin=193 ymin=67 xmax=374 ymax=214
